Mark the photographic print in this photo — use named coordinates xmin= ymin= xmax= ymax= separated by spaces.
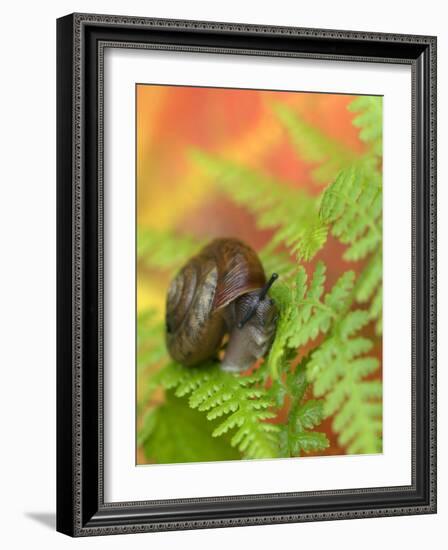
xmin=136 ymin=85 xmax=383 ymax=465
xmin=57 ymin=15 xmax=436 ymax=535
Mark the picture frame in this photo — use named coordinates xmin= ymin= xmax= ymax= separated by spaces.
xmin=56 ymin=12 xmax=437 ymax=537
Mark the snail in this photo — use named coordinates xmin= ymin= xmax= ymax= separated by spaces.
xmin=165 ymin=238 xmax=279 ymax=373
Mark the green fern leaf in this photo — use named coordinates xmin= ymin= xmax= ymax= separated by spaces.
xmin=355 ymin=250 xmax=382 ymax=302
xmin=307 ymin=309 xmax=382 ymax=453
xmin=296 ymin=399 xmax=326 ymax=430
xmin=290 ymin=432 xmax=329 ymax=454
xmin=266 ymin=263 xmax=354 ymax=378
xmin=320 ymin=166 xmax=382 ymax=262
xmin=289 ymin=265 xmax=354 ymax=348
xmin=280 ymin=362 xmax=329 ymax=456
xmin=356 ymin=250 xmax=383 ymax=335
xmin=266 ymin=280 xmax=298 ymax=379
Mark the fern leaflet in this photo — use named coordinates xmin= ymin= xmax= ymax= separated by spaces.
xmin=266 ymin=262 xmax=354 ymax=379
xmin=307 ymin=310 xmax=382 ymax=453
xmin=279 ymin=361 xmax=329 ymax=456
xmin=320 ymin=166 xmax=382 ymax=261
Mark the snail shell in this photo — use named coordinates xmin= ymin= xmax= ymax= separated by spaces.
xmin=165 ymin=238 xmax=278 ymax=372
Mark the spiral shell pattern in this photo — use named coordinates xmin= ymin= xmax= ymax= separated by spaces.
xmin=166 ymin=258 xmax=225 ymax=366
xmin=165 ymin=238 xmax=267 ymax=367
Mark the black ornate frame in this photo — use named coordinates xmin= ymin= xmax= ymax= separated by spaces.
xmin=56 ymin=13 xmax=437 ymax=537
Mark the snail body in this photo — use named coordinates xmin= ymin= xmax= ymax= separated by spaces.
xmin=165 ymin=238 xmax=278 ymax=372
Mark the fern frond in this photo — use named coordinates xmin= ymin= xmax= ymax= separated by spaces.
xmin=355 ymin=250 xmax=382 ymax=334
xmin=152 ymin=362 xmax=281 ymax=459
xmin=266 ymin=278 xmax=299 ymax=379
xmin=266 ymin=262 xmax=355 ymax=378
xmin=292 ymin=264 xmax=354 ymax=348
xmin=296 ymin=399 xmax=326 ymax=430
xmin=265 ymin=258 xmax=381 ymax=454
xmin=279 ymin=362 xmax=329 ymax=456
xmin=190 ymin=149 xmax=327 ymax=261
xmin=271 ymin=220 xmax=328 ymax=263
xmin=348 ymin=96 xmax=383 ymax=157
xmin=273 ymin=102 xmax=355 ymax=183
xmin=307 ymin=310 xmax=382 ymax=453
xmin=320 ymin=166 xmax=382 ymax=261
xmin=355 ymin=250 xmax=382 ymax=302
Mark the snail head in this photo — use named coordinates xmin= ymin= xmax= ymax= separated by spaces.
xmin=221 ymin=274 xmax=279 ymax=373
xmin=237 ymin=273 xmax=279 ymax=330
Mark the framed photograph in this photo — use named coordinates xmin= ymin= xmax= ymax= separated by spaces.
xmin=56 ymin=13 xmax=437 ymax=536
